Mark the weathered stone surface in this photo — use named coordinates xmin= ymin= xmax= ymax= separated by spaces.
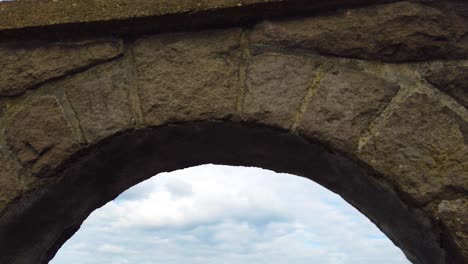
xmin=0 ymin=0 xmax=401 ymax=40
xmin=436 ymin=198 xmax=468 ymax=260
xmin=243 ymin=52 xmax=319 ymax=128
xmin=0 ymin=40 xmax=122 ymax=97
xmin=299 ymin=67 xmax=400 ymax=152
xmin=134 ymin=29 xmax=241 ymax=126
xmin=0 ymin=122 xmax=456 ymax=264
xmin=424 ymin=65 xmax=468 ymax=108
xmin=5 ymin=97 xmax=80 ymax=176
xmin=64 ymin=60 xmax=133 ymax=143
xmin=443 ymin=1 xmax=468 ymax=58
xmin=0 ymin=152 xmax=22 ymax=211
xmin=251 ymin=2 xmax=466 ymax=61
xmin=0 ymin=0 xmax=467 ymax=262
xmin=358 ymin=92 xmax=468 ymax=203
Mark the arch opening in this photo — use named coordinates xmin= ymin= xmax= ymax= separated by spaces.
xmin=51 ymin=164 xmax=410 ymax=263
xmin=0 ymin=121 xmax=456 ymax=264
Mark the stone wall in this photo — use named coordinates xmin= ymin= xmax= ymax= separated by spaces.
xmin=0 ymin=1 xmax=466 ymax=263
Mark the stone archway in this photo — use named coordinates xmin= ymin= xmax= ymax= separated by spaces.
xmin=0 ymin=122 xmax=461 ymax=264
xmin=0 ymin=1 xmax=466 ymax=263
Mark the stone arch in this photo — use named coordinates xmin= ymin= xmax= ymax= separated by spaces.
xmin=0 ymin=121 xmax=460 ymax=264
xmin=0 ymin=1 xmax=467 ymax=263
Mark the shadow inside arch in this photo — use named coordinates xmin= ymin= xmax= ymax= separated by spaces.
xmin=0 ymin=121 xmax=460 ymax=264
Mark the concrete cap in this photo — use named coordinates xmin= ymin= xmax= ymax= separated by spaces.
xmin=0 ymin=0 xmax=423 ymax=39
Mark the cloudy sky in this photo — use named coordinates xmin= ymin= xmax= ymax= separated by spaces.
xmin=51 ymin=165 xmax=409 ymax=264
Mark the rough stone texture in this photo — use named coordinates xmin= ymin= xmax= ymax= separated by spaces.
xmin=4 ymin=97 xmax=80 ymax=176
xmin=134 ymin=29 xmax=241 ymax=126
xmin=358 ymin=92 xmax=468 ymax=204
xmin=251 ymin=1 xmax=467 ymax=62
xmin=436 ymin=198 xmax=468 ymax=260
xmin=0 ymin=152 xmax=22 ymax=212
xmin=243 ymin=52 xmax=319 ymax=128
xmin=299 ymin=67 xmax=400 ymax=153
xmin=0 ymin=1 xmax=467 ymax=263
xmin=0 ymin=0 xmax=398 ymax=36
xmin=0 ymin=0 xmax=296 ymax=30
xmin=0 ymin=40 xmax=122 ymax=97
xmin=0 ymin=122 xmax=456 ymax=264
xmin=424 ymin=65 xmax=468 ymax=108
xmin=446 ymin=2 xmax=468 ymax=58
xmin=64 ymin=60 xmax=133 ymax=144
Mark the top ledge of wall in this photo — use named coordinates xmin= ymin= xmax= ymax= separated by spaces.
xmin=0 ymin=0 xmax=410 ymax=40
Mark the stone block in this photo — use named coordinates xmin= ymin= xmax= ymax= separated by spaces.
xmin=0 ymin=40 xmax=122 ymax=96
xmin=0 ymin=152 xmax=23 ymax=211
xmin=436 ymin=198 xmax=468 ymax=260
xmin=358 ymin=92 xmax=468 ymax=203
xmin=251 ymin=2 xmax=465 ymax=61
xmin=64 ymin=60 xmax=133 ymax=143
xmin=134 ymin=29 xmax=241 ymax=126
xmin=5 ymin=97 xmax=80 ymax=176
xmin=424 ymin=65 xmax=468 ymax=108
xmin=243 ymin=52 xmax=319 ymax=129
xmin=299 ymin=67 xmax=400 ymax=152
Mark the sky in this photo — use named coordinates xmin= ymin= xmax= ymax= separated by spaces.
xmin=50 ymin=165 xmax=410 ymax=264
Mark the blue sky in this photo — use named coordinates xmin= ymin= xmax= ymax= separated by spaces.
xmin=51 ymin=165 xmax=410 ymax=264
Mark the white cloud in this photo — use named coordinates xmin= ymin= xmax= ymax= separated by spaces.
xmin=94 ymin=166 xmax=289 ymax=230
xmin=97 ymin=244 xmax=128 ymax=254
xmin=51 ymin=165 xmax=410 ymax=264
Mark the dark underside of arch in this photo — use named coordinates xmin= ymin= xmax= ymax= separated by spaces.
xmin=0 ymin=121 xmax=463 ymax=264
